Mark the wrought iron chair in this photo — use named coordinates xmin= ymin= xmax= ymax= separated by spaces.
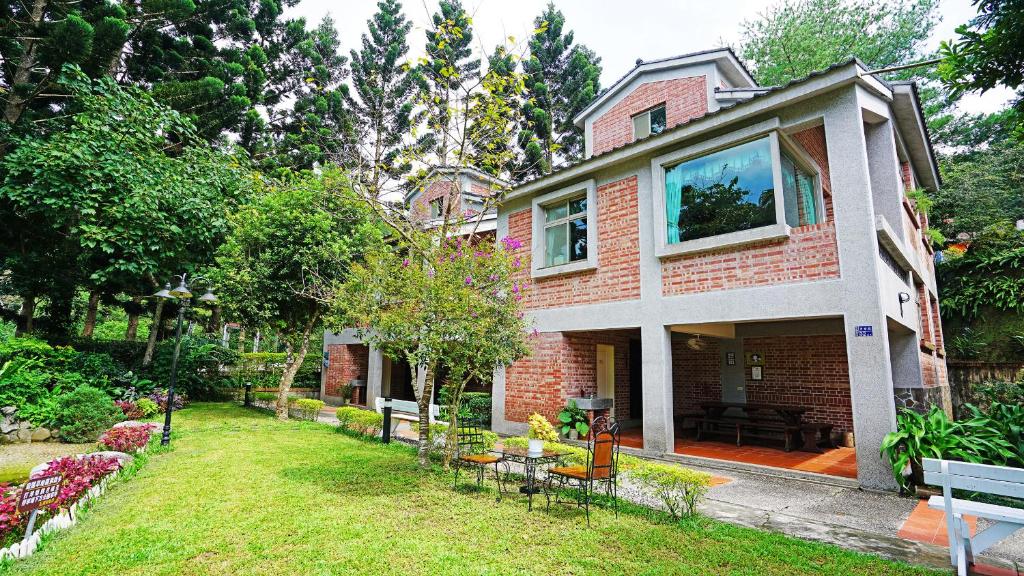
xmin=544 ymin=415 xmax=621 ymax=525
xmin=452 ymin=416 xmax=507 ymax=499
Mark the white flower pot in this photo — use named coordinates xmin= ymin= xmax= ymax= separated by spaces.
xmin=568 ymin=429 xmax=579 ymax=441
xmin=528 ymin=438 xmax=544 ymax=455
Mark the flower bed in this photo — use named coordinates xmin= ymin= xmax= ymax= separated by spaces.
xmin=98 ymin=423 xmax=157 ymax=453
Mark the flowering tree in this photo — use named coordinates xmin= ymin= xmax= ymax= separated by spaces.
xmin=336 ymin=233 xmax=531 ymax=467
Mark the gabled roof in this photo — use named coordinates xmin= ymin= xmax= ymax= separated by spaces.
xmin=511 ymin=58 xmax=939 ymax=199
xmin=404 ymin=165 xmax=510 ymax=202
xmin=573 ymin=48 xmax=757 ymax=127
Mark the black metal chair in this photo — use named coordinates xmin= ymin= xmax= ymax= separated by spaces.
xmin=452 ymin=416 xmax=507 ymax=499
xmin=544 ymin=415 xmax=621 ymax=525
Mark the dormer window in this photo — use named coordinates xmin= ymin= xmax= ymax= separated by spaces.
xmin=632 ymin=105 xmax=666 ymax=139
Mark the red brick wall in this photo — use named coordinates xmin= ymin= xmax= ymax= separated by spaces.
xmin=920 ymin=351 xmax=938 ymax=388
xmin=470 ymin=181 xmax=492 ymax=197
xmin=508 ymin=176 xmax=641 ymax=310
xmin=591 ymin=76 xmax=708 ymax=156
xmin=671 ymin=337 xmax=721 ymax=415
xmin=411 ymin=179 xmax=460 ymax=220
xmin=504 ymin=330 xmax=637 ymax=424
xmin=661 ymin=223 xmax=841 ymax=296
xmin=324 ymin=344 xmax=369 ymax=398
xmin=741 ymin=335 xmax=853 ymax=431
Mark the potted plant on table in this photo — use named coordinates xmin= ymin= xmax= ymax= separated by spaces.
xmin=558 ymin=400 xmax=590 ymax=440
xmin=527 ymin=413 xmax=558 ymax=455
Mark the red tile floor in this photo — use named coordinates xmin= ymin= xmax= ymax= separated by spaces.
xmin=618 ymin=428 xmax=858 ymax=479
xmin=898 ymin=501 xmax=1019 ymax=576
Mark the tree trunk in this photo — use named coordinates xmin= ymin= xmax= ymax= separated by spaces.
xmin=124 ymin=297 xmax=141 ymax=341
xmin=441 ymin=374 xmax=471 ymax=471
xmin=415 ymin=361 xmax=436 ymax=468
xmin=142 ymin=299 xmax=164 ymax=366
xmin=3 ymin=0 xmax=47 ymax=126
xmin=17 ymin=295 xmax=35 ymax=336
xmin=209 ymin=306 xmax=221 ymax=337
xmin=81 ymin=291 xmax=100 ymax=338
xmin=275 ymin=313 xmax=319 ymax=421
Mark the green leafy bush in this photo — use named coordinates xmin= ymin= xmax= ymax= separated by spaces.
xmin=15 ymin=388 xmax=62 ymax=426
xmin=53 ymin=385 xmax=122 ymax=443
xmin=136 ymin=397 xmax=159 ymax=418
xmin=881 ymin=406 xmax=1021 ymax=492
xmin=68 ymin=338 xmax=147 ymax=370
xmin=0 ymin=357 xmax=49 ymax=408
xmin=410 ymin=421 xmax=498 ymax=455
xmin=335 ymin=407 xmax=382 ymax=437
xmin=557 ymin=400 xmax=590 ymax=437
xmin=631 ymin=462 xmax=712 ymax=520
xmin=149 ymin=335 xmax=240 ymax=400
xmin=291 ymin=399 xmax=324 ymax=421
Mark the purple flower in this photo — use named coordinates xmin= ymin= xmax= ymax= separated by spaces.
xmin=512 ymin=283 xmax=520 ymax=294
xmin=465 ymin=276 xmax=473 ymax=285
xmin=513 ymin=256 xmax=522 ymax=269
xmin=501 ymin=236 xmax=524 ymax=251
xmin=489 ymin=274 xmax=498 ymax=282
xmin=428 ymin=269 xmax=435 ymax=278
xmin=402 ymin=258 xmax=410 ymax=268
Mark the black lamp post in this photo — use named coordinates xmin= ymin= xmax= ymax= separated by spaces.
xmin=153 ymin=273 xmax=217 ymax=446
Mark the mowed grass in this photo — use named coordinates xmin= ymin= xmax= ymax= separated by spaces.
xmin=3 ymin=403 xmax=940 ymax=576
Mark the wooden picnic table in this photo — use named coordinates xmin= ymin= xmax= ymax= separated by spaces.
xmin=699 ymin=401 xmax=808 ymax=427
xmin=695 ymin=401 xmax=834 ymax=452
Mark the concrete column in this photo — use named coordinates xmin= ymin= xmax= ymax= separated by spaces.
xmin=824 ymin=86 xmax=899 ymax=490
xmin=864 ymin=121 xmax=905 ymax=240
xmin=366 ymin=345 xmax=384 ymax=406
xmin=641 ymin=325 xmax=674 ymax=454
xmin=491 ymin=364 xmax=508 ymax=433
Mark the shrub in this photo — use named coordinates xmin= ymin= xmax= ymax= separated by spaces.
xmin=335 ymin=407 xmax=383 ymax=437
xmin=0 ymin=357 xmax=49 ymax=408
xmin=136 ymin=397 xmax=159 ymax=418
xmin=115 ymin=400 xmax=145 ymax=420
xmin=631 ymin=462 xmax=712 ymax=520
xmin=40 ymin=455 xmax=122 ymax=509
xmin=436 ymin=387 xmax=492 ymax=425
xmin=527 ymin=413 xmax=558 ymax=442
xmin=291 ymin=399 xmax=324 ymax=421
xmin=15 ymin=389 xmax=62 ymax=427
xmin=98 ymin=424 xmax=157 ymax=452
xmin=1 ymin=483 xmax=19 ymax=545
xmin=67 ymin=338 xmax=147 ymax=371
xmin=410 ymin=421 xmax=498 ymax=455
xmin=147 ymin=388 xmax=186 ymax=413
xmin=149 ymin=335 xmax=239 ymax=400
xmin=53 ymin=385 xmax=121 ymax=443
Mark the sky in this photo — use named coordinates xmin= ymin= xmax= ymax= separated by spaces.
xmin=286 ymin=0 xmax=1015 ymax=116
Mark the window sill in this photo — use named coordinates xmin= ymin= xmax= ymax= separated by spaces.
xmin=920 ymin=340 xmax=936 ymax=353
xmin=656 ymin=223 xmax=790 ymax=259
xmin=532 ymin=259 xmax=598 ymax=279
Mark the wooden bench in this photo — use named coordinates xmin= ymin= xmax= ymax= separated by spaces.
xmin=374 ymin=398 xmax=442 ymax=435
xmin=694 ymin=416 xmax=799 ymax=452
xmin=923 ymin=458 xmax=1024 ymax=576
xmin=799 ymin=423 xmax=835 ymax=453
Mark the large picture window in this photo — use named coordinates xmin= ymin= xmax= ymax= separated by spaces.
xmin=665 ymin=137 xmax=777 ymax=243
xmin=543 ymin=196 xmax=588 ymax=267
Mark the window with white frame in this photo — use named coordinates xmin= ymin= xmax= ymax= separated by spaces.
xmin=633 ymin=105 xmax=667 ymax=140
xmin=429 ymin=198 xmax=443 ymax=218
xmin=542 ymin=195 xmax=588 ymax=267
xmin=661 ymin=130 xmax=822 ymax=247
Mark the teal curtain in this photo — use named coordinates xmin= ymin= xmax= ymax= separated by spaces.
xmin=798 ymin=172 xmax=818 ymax=225
xmin=665 ymin=167 xmax=683 ymax=243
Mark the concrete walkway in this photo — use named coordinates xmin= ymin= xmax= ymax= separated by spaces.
xmin=318 ymin=410 xmax=1023 ymax=574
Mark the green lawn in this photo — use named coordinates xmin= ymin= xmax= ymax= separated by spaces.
xmin=3 ymin=403 xmax=940 ymax=576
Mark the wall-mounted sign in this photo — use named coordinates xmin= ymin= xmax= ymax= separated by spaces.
xmin=751 ymin=366 xmax=763 ymax=381
xmin=726 ymin=352 xmax=736 ymax=366
xmin=855 ymin=325 xmax=874 ymax=337
xmin=744 ymin=352 xmax=764 ymax=367
xmin=17 ymin=473 xmax=63 ymax=514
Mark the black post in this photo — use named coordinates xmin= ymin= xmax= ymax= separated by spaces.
xmin=382 ymin=397 xmax=392 ymax=444
xmin=244 ymin=383 xmax=252 ymax=407
xmin=161 ymin=304 xmax=186 ymax=446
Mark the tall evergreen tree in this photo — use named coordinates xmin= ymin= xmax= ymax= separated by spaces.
xmin=518 ymin=3 xmax=601 ymax=179
xmin=421 ymin=0 xmax=480 ymax=165
xmin=344 ymin=0 xmax=420 ymax=196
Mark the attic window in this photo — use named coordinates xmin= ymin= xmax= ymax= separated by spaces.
xmin=633 ymin=105 xmax=667 ymax=139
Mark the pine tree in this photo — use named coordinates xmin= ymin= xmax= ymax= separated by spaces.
xmin=421 ymin=0 xmax=481 ymax=165
xmin=344 ymin=0 xmax=421 ymax=196
xmin=468 ymin=45 xmax=524 ymax=180
xmin=518 ymin=3 xmax=601 ymax=179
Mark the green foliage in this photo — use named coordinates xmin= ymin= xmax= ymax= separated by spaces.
xmin=436 ymin=387 xmax=492 ymax=424
xmin=631 ymin=462 xmax=712 ymax=520
xmin=335 ymin=407 xmax=384 ymax=438
xmin=937 ymin=224 xmax=1024 ymax=321
xmin=53 ymin=385 xmax=122 ymax=443
xmin=740 ymin=0 xmax=939 ymax=87
xmin=13 ymin=388 xmax=62 ymax=427
xmin=291 ymin=399 xmax=325 ymax=421
xmin=557 ymin=400 xmax=590 ymax=437
xmin=518 ymin=3 xmax=601 ymax=178
xmin=880 ymin=406 xmax=1021 ymax=491
xmin=0 ymin=358 xmax=49 ymax=408
xmin=410 ymin=421 xmax=498 ymax=456
xmin=136 ymin=397 xmax=160 ymax=418
xmin=934 ymin=140 xmax=1024 ymax=239
xmin=527 ymin=413 xmax=559 ymax=442
xmin=939 ymin=0 xmax=1024 ymax=100
xmin=150 ymin=335 xmax=239 ymax=400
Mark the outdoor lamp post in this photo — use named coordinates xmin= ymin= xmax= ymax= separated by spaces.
xmin=153 ymin=273 xmax=217 ymax=446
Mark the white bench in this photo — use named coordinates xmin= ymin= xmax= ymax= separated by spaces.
xmin=374 ymin=398 xmax=442 ymax=435
xmin=923 ymin=458 xmax=1024 ymax=576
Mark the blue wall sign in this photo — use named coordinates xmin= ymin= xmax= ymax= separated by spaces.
xmin=855 ymin=325 xmax=874 ymax=337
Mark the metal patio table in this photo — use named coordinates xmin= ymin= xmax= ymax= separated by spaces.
xmin=498 ymin=445 xmax=569 ymax=511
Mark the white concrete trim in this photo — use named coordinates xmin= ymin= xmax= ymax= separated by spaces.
xmin=530 ymin=179 xmax=599 ymax=278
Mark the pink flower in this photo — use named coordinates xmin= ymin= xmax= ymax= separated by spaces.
xmin=489 ymin=274 xmax=498 ymax=281
xmin=513 ymin=256 xmax=522 ymax=268
xmin=465 ymin=276 xmax=473 ymax=285
xmin=501 ymin=236 xmax=524 ymax=251
xmin=402 ymin=258 xmax=410 ymax=267
xmin=512 ymin=283 xmax=520 ymax=294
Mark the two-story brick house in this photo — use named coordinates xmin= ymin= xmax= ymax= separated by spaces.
xmin=324 ymin=48 xmax=947 ymax=490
